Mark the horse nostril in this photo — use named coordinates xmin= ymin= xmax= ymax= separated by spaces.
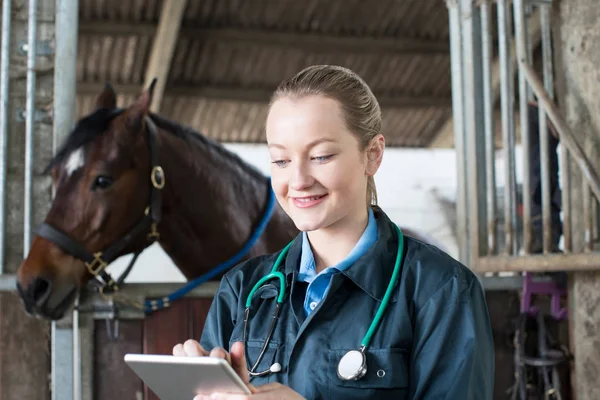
xmin=30 ymin=277 xmax=52 ymax=305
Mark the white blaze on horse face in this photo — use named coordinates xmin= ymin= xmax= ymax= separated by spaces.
xmin=65 ymin=148 xmax=85 ymax=176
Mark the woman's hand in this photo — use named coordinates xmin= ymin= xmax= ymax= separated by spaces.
xmin=193 ymin=382 xmax=306 ymax=400
xmin=173 ymin=340 xmax=305 ymax=400
xmin=173 ymin=340 xmax=251 ymax=386
xmin=172 ymin=339 xmax=209 ymax=357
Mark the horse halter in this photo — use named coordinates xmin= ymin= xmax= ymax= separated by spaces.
xmin=36 ymin=115 xmax=165 ymax=294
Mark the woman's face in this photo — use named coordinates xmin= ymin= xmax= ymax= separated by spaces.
xmin=266 ymin=95 xmax=383 ymax=233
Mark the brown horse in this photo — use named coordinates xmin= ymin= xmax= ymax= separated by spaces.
xmin=16 ymin=82 xmax=443 ymax=320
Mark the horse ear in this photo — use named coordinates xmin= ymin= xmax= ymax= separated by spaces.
xmin=95 ymin=82 xmax=117 ymax=110
xmin=126 ymin=78 xmax=157 ymax=129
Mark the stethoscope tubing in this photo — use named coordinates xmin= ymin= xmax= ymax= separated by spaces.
xmin=242 ymin=224 xmax=405 ymax=381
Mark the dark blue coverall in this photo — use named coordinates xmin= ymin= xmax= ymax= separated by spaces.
xmin=200 ymin=207 xmax=495 ymax=399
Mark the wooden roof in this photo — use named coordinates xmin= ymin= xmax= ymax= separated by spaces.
xmin=76 ymin=0 xmax=453 ymax=147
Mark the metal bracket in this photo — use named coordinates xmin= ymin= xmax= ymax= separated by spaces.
xmin=17 ymin=40 xmax=54 ymax=56
xmin=16 ymin=108 xmax=52 ymax=124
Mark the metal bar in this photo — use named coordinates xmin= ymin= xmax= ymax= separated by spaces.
xmin=24 ymin=0 xmax=38 ymax=255
xmin=73 ymin=297 xmax=81 ymax=400
xmin=540 ymin=4 xmax=554 ymax=254
xmin=0 ymin=0 xmax=11 ymax=272
xmin=52 ymin=321 xmax=74 ymax=400
xmin=514 ymin=0 xmax=533 ymax=254
xmin=584 ymin=182 xmax=592 ymax=251
xmin=475 ymin=252 xmax=600 ymax=273
xmin=447 ymin=0 xmax=469 ymax=263
xmin=507 ymin=4 xmax=519 ymax=256
xmin=461 ymin=0 xmax=485 ymax=264
xmin=524 ymin=3 xmax=534 ymax=103
xmin=521 ymin=63 xmax=600 ymax=202
xmin=498 ymin=0 xmax=517 ymax=255
xmin=540 ymin=5 xmax=554 ymax=102
xmin=594 ymin=192 xmax=599 ymax=251
xmin=0 ymin=276 xmax=221 ymax=296
xmin=561 ymin=147 xmax=572 ymax=252
xmin=54 ymin=0 xmax=79 ymax=154
xmin=481 ymin=0 xmax=497 ymax=255
xmin=53 ymin=3 xmax=80 ymax=398
xmin=0 ymin=273 xmax=15 ymax=290
xmin=551 ymin=5 xmax=571 ymax=253
xmin=539 ymin=104 xmax=552 ymax=253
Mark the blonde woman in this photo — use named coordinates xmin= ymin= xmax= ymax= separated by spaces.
xmin=174 ymin=65 xmax=495 ymax=400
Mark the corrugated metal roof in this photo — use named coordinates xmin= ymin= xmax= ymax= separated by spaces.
xmin=76 ymin=0 xmax=453 ymax=147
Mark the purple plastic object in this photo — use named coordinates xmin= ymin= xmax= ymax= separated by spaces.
xmin=520 ymin=272 xmax=568 ymax=320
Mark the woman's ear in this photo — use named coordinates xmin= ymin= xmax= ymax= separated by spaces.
xmin=365 ymin=134 xmax=385 ymax=176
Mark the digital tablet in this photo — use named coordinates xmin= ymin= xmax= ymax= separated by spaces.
xmin=124 ymin=353 xmax=251 ymax=399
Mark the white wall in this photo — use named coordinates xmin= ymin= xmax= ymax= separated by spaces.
xmin=106 ymin=144 xmax=524 ymax=283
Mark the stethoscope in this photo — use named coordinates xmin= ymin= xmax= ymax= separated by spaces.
xmin=242 ymin=224 xmax=405 ymax=381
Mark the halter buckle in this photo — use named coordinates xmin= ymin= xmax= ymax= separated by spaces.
xmin=86 ymin=252 xmax=108 ymax=276
xmin=151 ymin=166 xmax=165 ymax=189
xmin=147 ymin=222 xmax=160 ymax=241
xmin=99 ymin=280 xmax=119 ymax=296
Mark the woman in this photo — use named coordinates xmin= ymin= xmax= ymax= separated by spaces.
xmin=173 ymin=65 xmax=495 ymax=399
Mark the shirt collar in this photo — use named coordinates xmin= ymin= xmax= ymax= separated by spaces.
xmin=283 ymin=206 xmax=405 ymax=301
xmin=297 ymin=207 xmax=377 ymax=282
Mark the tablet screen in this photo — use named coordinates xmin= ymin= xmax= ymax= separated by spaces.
xmin=125 ymin=354 xmax=251 ymax=399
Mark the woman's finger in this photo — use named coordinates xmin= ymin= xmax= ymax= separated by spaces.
xmin=183 ymin=339 xmax=207 ymax=357
xmin=172 ymin=343 xmax=186 ymax=356
xmin=209 ymin=347 xmax=231 ymax=364
xmin=229 ymin=341 xmax=250 ymax=385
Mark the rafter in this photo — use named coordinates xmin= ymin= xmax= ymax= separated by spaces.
xmin=77 ymin=82 xmax=452 ymax=109
xmin=79 ymin=21 xmax=450 ymax=55
xmin=143 ymin=0 xmax=187 ymax=112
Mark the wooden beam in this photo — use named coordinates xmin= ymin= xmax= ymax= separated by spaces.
xmin=475 ymin=253 xmax=600 ymax=273
xmin=79 ymin=21 xmax=450 ymax=55
xmin=77 ymin=82 xmax=452 ymax=109
xmin=427 ymin=10 xmax=542 ymax=148
xmin=143 ymin=0 xmax=187 ymax=112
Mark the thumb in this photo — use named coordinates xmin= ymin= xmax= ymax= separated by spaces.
xmin=230 ymin=341 xmax=251 ymax=386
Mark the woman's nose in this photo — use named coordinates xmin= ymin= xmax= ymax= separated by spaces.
xmin=289 ymin=163 xmax=314 ymax=191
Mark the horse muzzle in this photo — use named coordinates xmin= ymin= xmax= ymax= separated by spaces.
xmin=16 ymin=277 xmax=78 ymax=320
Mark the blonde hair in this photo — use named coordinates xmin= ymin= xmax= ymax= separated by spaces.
xmin=270 ymin=65 xmax=382 ymax=205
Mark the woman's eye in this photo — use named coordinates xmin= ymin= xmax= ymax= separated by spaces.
xmin=313 ymin=154 xmax=334 ymax=163
xmin=92 ymin=176 xmax=113 ymax=190
xmin=271 ymin=160 xmax=289 ymax=168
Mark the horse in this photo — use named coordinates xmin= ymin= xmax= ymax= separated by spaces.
xmin=15 ymin=81 xmax=444 ymax=320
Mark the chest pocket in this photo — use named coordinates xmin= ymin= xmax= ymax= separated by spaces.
xmin=231 ymin=339 xmax=282 ymax=386
xmin=328 ymin=348 xmax=410 ymax=400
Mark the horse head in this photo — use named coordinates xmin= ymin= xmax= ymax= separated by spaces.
xmin=16 ymin=81 xmax=162 ymax=319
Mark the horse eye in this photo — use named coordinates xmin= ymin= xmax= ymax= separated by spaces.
xmin=92 ymin=176 xmax=113 ymax=190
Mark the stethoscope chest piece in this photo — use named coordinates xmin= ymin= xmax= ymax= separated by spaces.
xmin=337 ymin=348 xmax=367 ymax=381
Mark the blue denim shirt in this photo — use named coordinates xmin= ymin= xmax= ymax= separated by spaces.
xmin=297 ymin=207 xmax=377 ymax=316
xmin=200 ymin=207 xmax=495 ymax=399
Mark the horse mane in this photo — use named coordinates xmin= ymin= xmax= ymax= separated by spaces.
xmin=45 ymin=108 xmax=267 ymax=184
xmin=148 ymin=112 xmax=266 ymax=182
